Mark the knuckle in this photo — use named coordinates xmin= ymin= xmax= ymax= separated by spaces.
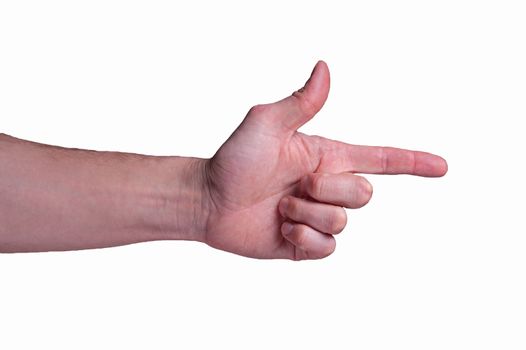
xmin=248 ymin=103 xmax=269 ymax=116
xmin=292 ymin=90 xmax=318 ymax=116
xmin=380 ymin=147 xmax=389 ymax=173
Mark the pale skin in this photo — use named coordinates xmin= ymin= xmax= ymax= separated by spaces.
xmin=0 ymin=61 xmax=447 ymax=260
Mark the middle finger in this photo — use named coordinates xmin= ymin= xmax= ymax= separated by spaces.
xmin=299 ymin=172 xmax=373 ymax=209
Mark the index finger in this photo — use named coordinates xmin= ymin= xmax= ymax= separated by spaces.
xmin=316 ymin=137 xmax=448 ymax=176
xmin=345 ymin=144 xmax=448 ymax=177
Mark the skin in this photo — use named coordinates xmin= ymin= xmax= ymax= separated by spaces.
xmin=0 ymin=61 xmax=447 ymax=260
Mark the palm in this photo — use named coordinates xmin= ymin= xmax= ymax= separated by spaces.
xmin=205 ymin=119 xmax=320 ymax=259
xmin=202 ymin=62 xmax=447 ymax=260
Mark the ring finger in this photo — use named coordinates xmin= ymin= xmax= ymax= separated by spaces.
xmin=278 ymin=195 xmax=347 ymax=235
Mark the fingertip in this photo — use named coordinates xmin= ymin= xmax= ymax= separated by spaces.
xmin=362 ymin=176 xmax=374 ymax=197
xmin=269 ymin=60 xmax=331 ymax=132
xmin=430 ymin=155 xmax=448 ymax=177
xmin=439 ymin=157 xmax=449 ymax=176
xmin=317 ymin=60 xmax=329 ymax=79
xmin=315 ymin=59 xmax=328 ymax=71
xmin=312 ymin=59 xmax=330 ymax=86
xmin=416 ymin=152 xmax=449 ymax=177
xmin=302 ymin=60 xmax=330 ymax=95
xmin=327 ymin=234 xmax=337 ymax=255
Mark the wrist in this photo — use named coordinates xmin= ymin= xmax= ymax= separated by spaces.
xmin=148 ymin=156 xmax=211 ymax=243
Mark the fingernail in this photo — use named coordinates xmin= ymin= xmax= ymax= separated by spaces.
xmin=305 ymin=64 xmax=317 ymax=85
xmin=310 ymin=61 xmax=319 ymax=76
xmin=298 ymin=62 xmax=319 ymax=92
xmin=281 ymin=222 xmax=293 ymax=236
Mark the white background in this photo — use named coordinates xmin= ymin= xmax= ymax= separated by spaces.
xmin=1 ymin=1 xmax=525 ymax=349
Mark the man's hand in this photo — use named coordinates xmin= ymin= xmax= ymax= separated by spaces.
xmin=0 ymin=61 xmax=446 ymax=257
xmin=201 ymin=61 xmax=447 ymax=260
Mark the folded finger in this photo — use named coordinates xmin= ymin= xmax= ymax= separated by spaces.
xmin=281 ymin=221 xmax=336 ymax=260
xmin=300 ymin=172 xmax=373 ymax=209
xmin=279 ymin=196 xmax=347 ymax=234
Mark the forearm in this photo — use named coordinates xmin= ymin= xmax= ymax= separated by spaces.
xmin=0 ymin=133 xmax=209 ymax=252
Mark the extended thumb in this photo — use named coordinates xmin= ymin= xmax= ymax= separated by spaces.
xmin=271 ymin=60 xmax=330 ymax=132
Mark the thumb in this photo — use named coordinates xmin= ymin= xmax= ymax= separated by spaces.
xmin=270 ymin=60 xmax=330 ymax=132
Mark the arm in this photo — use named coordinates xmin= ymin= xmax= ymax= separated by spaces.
xmin=0 ymin=133 xmax=209 ymax=252
xmin=0 ymin=61 xmax=447 ymax=259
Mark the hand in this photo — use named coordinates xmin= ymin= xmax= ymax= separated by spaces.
xmin=200 ymin=61 xmax=447 ymax=260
